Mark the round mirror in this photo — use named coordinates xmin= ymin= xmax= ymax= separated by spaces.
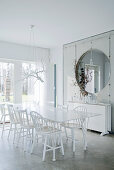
xmin=75 ymin=49 xmax=110 ymax=95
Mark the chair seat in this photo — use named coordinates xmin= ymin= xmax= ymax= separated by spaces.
xmin=38 ymin=126 xmax=61 ymax=134
xmin=21 ymin=123 xmax=34 ymax=129
xmin=11 ymin=120 xmax=20 ymax=124
xmin=1 ymin=114 xmax=9 ymax=116
xmin=61 ymin=122 xmax=82 ymax=129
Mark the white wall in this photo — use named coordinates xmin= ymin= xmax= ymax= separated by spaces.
xmin=0 ymin=41 xmax=49 ymax=62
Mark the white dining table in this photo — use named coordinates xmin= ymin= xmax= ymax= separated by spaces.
xmin=16 ymin=103 xmax=100 ymax=151
xmin=16 ymin=103 xmax=99 ymax=122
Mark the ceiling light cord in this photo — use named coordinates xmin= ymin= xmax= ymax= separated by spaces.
xmin=108 ymin=36 xmax=111 ymax=104
xmin=90 ymin=41 xmax=93 ymax=65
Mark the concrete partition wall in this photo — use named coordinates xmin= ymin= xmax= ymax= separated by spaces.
xmin=63 ymin=30 xmax=114 ymax=132
xmin=0 ymin=41 xmax=53 ymax=105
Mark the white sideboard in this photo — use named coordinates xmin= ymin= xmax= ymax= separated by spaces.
xmin=68 ymin=102 xmax=111 ymax=135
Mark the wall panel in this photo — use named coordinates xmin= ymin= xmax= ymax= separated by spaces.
xmin=63 ymin=30 xmax=114 ymax=132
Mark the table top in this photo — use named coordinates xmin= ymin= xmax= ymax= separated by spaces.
xmin=16 ymin=103 xmax=100 ymax=123
xmin=68 ymin=101 xmax=111 ymax=106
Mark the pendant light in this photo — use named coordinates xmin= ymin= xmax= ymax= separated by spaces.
xmin=90 ymin=41 xmax=93 ymax=65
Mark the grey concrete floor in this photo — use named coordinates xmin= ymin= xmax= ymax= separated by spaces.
xmin=0 ymin=128 xmax=114 ymax=170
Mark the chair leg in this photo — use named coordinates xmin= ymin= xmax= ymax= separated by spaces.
xmin=13 ymin=124 xmax=17 ymax=144
xmin=52 ymin=149 xmax=56 ymax=162
xmin=82 ymin=125 xmax=87 ymax=150
xmin=57 ymin=133 xmax=61 ymax=145
xmin=1 ymin=116 xmax=5 ymax=137
xmin=71 ymin=129 xmax=75 ymax=152
xmin=64 ymin=127 xmax=68 ymax=140
xmin=16 ymin=127 xmax=22 ymax=148
xmin=31 ymin=128 xmax=34 ymax=143
xmin=36 ymin=133 xmax=39 ymax=143
xmin=52 ymin=135 xmax=56 ymax=161
xmin=8 ymin=123 xmax=12 ymax=139
xmin=60 ymin=133 xmax=64 ymax=155
xmin=31 ymin=134 xmax=36 ymax=154
xmin=42 ymin=135 xmax=47 ymax=161
xmin=22 ymin=128 xmax=24 ymax=145
xmin=24 ymin=129 xmax=28 ymax=152
xmin=0 ymin=115 xmax=3 ymax=122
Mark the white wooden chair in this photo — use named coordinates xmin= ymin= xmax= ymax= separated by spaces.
xmin=61 ymin=106 xmax=87 ymax=152
xmin=0 ymin=103 xmax=9 ymax=137
xmin=30 ymin=111 xmax=64 ymax=161
xmin=16 ymin=109 xmax=34 ymax=151
xmin=7 ymin=104 xmax=20 ymax=143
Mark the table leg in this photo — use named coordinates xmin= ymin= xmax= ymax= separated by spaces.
xmin=82 ymin=120 xmax=87 ymax=150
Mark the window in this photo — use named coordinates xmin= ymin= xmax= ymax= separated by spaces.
xmin=22 ymin=63 xmax=45 ymax=105
xmin=0 ymin=62 xmax=14 ymax=102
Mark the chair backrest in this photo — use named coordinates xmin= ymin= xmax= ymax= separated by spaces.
xmin=57 ymin=104 xmax=68 ymax=110
xmin=0 ymin=104 xmax=6 ymax=116
xmin=74 ymin=106 xmax=87 ymax=118
xmin=71 ymin=106 xmax=87 ymax=127
xmin=7 ymin=104 xmax=18 ymax=123
xmin=18 ymin=109 xmax=30 ymax=126
xmin=30 ymin=111 xmax=44 ymax=132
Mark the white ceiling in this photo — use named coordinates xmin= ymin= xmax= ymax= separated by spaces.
xmin=0 ymin=0 xmax=114 ymax=48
